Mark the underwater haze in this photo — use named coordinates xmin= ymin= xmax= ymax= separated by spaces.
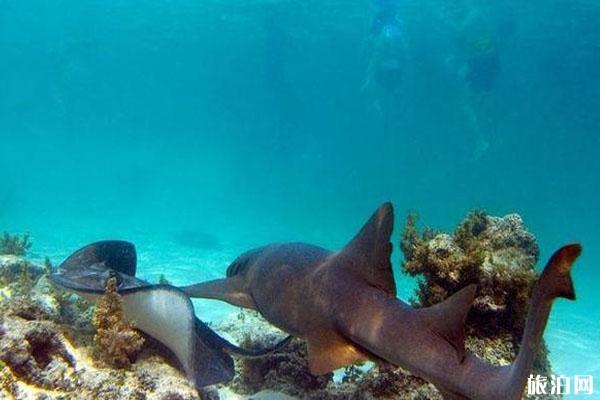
xmin=1 ymin=0 xmax=599 ymax=396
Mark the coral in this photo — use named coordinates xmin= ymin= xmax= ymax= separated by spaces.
xmin=400 ymin=210 xmax=554 ymax=380
xmin=0 ymin=359 xmax=19 ymax=398
xmin=0 ymin=255 xmax=43 ymax=293
xmin=401 ymin=211 xmax=539 ymax=335
xmin=0 ymin=232 xmax=32 ymax=256
xmin=92 ymin=277 xmax=145 ymax=368
xmin=0 ymin=317 xmax=76 ymax=390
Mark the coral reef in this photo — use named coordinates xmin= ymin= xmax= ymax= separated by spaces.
xmin=92 ymin=277 xmax=145 ymax=368
xmin=0 ymin=255 xmax=202 ymax=399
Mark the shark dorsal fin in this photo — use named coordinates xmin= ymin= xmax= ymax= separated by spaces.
xmin=419 ymin=284 xmax=477 ymax=363
xmin=335 ymin=202 xmax=396 ymax=296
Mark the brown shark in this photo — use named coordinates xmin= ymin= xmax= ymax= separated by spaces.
xmin=180 ymin=203 xmax=581 ymax=400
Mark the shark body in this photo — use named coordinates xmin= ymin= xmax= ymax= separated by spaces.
xmin=181 ymin=203 xmax=581 ymax=400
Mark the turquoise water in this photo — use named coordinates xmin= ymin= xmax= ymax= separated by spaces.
xmin=1 ymin=0 xmax=599 ymax=397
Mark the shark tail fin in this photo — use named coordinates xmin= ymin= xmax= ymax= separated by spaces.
xmin=502 ymin=244 xmax=582 ymax=399
xmin=419 ymin=284 xmax=477 ymax=363
xmin=336 ymin=202 xmax=396 ymax=296
xmin=537 ymin=243 xmax=580 ymax=301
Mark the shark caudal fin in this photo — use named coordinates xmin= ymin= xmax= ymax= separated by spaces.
xmin=336 ymin=202 xmax=396 ymax=296
xmin=503 ymin=244 xmax=582 ymax=400
xmin=537 ymin=243 xmax=580 ymax=301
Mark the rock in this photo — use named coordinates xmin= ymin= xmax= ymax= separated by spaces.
xmin=0 ymin=255 xmax=43 ymax=297
xmin=0 ymin=317 xmax=76 ymax=390
xmin=30 ymin=275 xmax=62 ymax=320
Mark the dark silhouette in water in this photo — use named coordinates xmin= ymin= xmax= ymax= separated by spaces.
xmin=447 ymin=4 xmax=516 ymax=160
xmin=182 ymin=203 xmax=582 ymax=400
xmin=363 ymin=0 xmax=408 ymax=131
xmin=465 ymin=39 xmax=501 ymax=93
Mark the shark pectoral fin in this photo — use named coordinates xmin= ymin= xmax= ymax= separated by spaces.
xmin=420 ymin=284 xmax=477 ymax=363
xmin=180 ymin=276 xmax=257 ymax=310
xmin=306 ymin=332 xmax=370 ymax=375
xmin=335 ymin=202 xmax=396 ymax=297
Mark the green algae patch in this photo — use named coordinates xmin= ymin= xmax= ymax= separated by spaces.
xmin=0 ymin=233 xmax=32 ymax=257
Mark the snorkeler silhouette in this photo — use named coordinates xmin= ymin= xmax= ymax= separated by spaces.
xmin=363 ymin=0 xmax=408 ymax=128
xmin=369 ymin=0 xmax=404 ymax=90
xmin=451 ymin=5 xmax=516 ymax=160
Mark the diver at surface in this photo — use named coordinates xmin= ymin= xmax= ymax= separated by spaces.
xmin=363 ymin=0 xmax=408 ymax=129
xmin=365 ymin=0 xmax=405 ymax=91
xmin=447 ymin=4 xmax=516 ymax=160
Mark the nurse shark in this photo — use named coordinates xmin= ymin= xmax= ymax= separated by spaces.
xmin=180 ymin=203 xmax=581 ymax=400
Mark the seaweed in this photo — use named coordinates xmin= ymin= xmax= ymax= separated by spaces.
xmin=0 ymin=232 xmax=32 ymax=256
xmin=43 ymin=257 xmax=53 ymax=276
xmin=158 ymin=274 xmax=172 ymax=285
xmin=92 ymin=277 xmax=144 ymax=368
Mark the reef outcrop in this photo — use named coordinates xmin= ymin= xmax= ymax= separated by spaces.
xmin=0 ymin=254 xmax=199 ymax=400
